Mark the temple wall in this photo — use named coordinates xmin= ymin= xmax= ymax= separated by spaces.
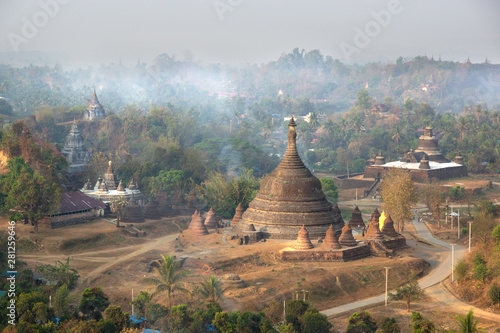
xmin=382 ymin=237 xmax=407 ymax=250
xmin=281 ymin=244 xmax=371 ymax=262
xmin=46 ymin=211 xmax=95 ymax=229
xmin=335 ymin=178 xmax=374 ymax=190
xmin=364 ymin=165 xmax=468 ymax=183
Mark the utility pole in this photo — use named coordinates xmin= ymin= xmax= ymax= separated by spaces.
xmin=132 ymin=289 xmax=134 ymax=316
xmin=384 ymin=267 xmax=390 ymax=307
xmin=283 ymin=299 xmax=286 ymax=324
xmin=451 ymin=244 xmax=455 ymax=282
xmin=468 ymin=221 xmax=473 ymax=253
xmin=451 ymin=207 xmax=454 ymax=230
xmin=457 ymin=209 xmax=460 ymax=239
xmin=302 ymin=290 xmax=308 ymax=302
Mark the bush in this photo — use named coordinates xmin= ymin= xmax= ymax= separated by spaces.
xmin=492 ymin=225 xmax=500 ymax=243
xmin=449 ymin=186 xmax=465 ymax=200
xmin=472 ymin=254 xmax=489 ymax=282
xmin=379 ymin=317 xmax=400 ymax=333
xmin=345 ymin=311 xmax=377 ymax=333
xmin=488 ymin=284 xmax=500 ymax=305
xmin=455 ymin=258 xmax=470 ymax=280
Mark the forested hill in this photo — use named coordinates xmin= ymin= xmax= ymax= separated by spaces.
xmin=0 ymin=50 xmax=499 ymax=117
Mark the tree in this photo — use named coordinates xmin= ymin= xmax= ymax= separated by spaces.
xmin=389 ymin=278 xmax=424 ymax=312
xmin=198 ymin=275 xmax=225 ymax=304
xmin=320 ymin=178 xmax=339 ymax=203
xmin=411 ymin=312 xmax=435 ymax=333
xmin=40 ymin=257 xmax=79 ymax=289
xmin=131 ymin=291 xmax=152 ymax=320
xmin=54 ymin=284 xmax=73 ymax=319
xmin=111 ymin=197 xmax=128 ymax=228
xmin=79 ymin=287 xmax=110 ymax=320
xmin=356 ymin=89 xmax=372 ymax=113
xmin=418 ymin=183 xmax=445 ymax=227
xmin=145 ymin=254 xmax=189 ymax=310
xmin=104 ymin=305 xmax=130 ymax=332
xmin=345 ymin=311 xmax=377 ymax=333
xmin=456 ymin=310 xmax=481 ymax=333
xmin=379 ymin=168 xmax=417 ymax=232
xmin=378 ymin=317 xmax=400 ymax=333
xmin=1 ymin=157 xmax=61 ymax=233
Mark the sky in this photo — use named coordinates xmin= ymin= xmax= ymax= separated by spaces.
xmin=0 ymin=0 xmax=499 ymax=67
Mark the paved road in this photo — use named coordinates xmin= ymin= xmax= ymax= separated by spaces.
xmin=321 ymin=217 xmax=466 ymax=317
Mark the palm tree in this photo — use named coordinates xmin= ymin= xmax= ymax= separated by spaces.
xmin=145 ymin=254 xmax=189 ymax=310
xmin=198 ymin=275 xmax=226 ymax=304
xmin=456 ymin=310 xmax=481 ymax=333
xmin=111 ymin=197 xmax=128 ymax=228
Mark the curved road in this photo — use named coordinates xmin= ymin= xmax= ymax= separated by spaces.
xmin=321 ymin=216 xmax=482 ymax=318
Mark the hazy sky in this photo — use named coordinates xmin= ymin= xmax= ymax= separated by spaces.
xmin=0 ymin=0 xmax=499 ymax=66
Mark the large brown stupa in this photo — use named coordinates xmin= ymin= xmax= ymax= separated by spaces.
xmin=235 ymin=117 xmax=344 ymax=239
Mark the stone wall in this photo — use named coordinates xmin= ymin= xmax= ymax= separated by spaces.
xmin=364 ymin=165 xmax=468 ymax=183
xmin=281 ymin=244 xmax=371 ymax=262
xmin=335 ymin=178 xmax=374 ymax=190
xmin=48 ymin=211 xmax=95 ymax=229
xmin=382 ymin=237 xmax=407 ymax=250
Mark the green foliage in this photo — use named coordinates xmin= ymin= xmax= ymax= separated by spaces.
xmin=144 ymin=254 xmax=188 ymax=310
xmin=410 ymin=312 xmax=435 ymax=333
xmin=54 ymin=284 xmax=73 ymax=319
xmin=472 ymin=254 xmax=489 ymax=283
xmin=169 ymin=304 xmax=192 ymax=331
xmin=0 ymin=157 xmax=61 ymax=233
xmin=378 ymin=317 xmax=400 ymax=333
xmin=36 ymin=257 xmax=80 ymax=289
xmin=198 ymin=169 xmax=260 ymax=218
xmin=17 ymin=291 xmax=53 ymax=324
xmin=78 ymin=287 xmax=110 ymax=320
xmin=131 ymin=291 xmax=152 ymax=320
xmin=212 ymin=311 xmax=239 ymax=333
xmin=389 ymin=278 xmax=424 ymax=312
xmin=449 ymin=186 xmax=466 ymax=200
xmin=285 ymin=300 xmax=309 ymax=332
xmin=197 ymin=275 xmax=225 ymax=304
xmin=0 ymin=97 xmax=13 ymax=115
xmin=104 ymin=305 xmax=129 ymax=332
xmin=456 ymin=310 xmax=481 ymax=333
xmin=492 ymin=225 xmax=500 ymax=243
xmin=345 ymin=311 xmax=377 ymax=333
xmin=455 ymin=258 xmax=470 ymax=280
xmin=301 ymin=309 xmax=331 ymax=333
xmin=488 ymin=284 xmax=500 ymax=305
xmin=319 ymin=178 xmax=338 ymax=203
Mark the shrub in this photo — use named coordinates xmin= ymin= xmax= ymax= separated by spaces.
xmin=488 ymin=284 xmax=500 ymax=305
xmin=472 ymin=254 xmax=489 ymax=282
xmin=492 ymin=225 xmax=500 ymax=243
xmin=449 ymin=186 xmax=465 ymax=200
xmin=379 ymin=317 xmax=400 ymax=333
xmin=455 ymin=258 xmax=470 ymax=280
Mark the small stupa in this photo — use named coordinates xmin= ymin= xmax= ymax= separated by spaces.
xmin=143 ymin=201 xmax=161 ymax=220
xmin=188 ymin=210 xmax=209 ymax=236
xmin=204 ymin=207 xmax=219 ymax=229
xmin=339 ymin=223 xmax=357 ymax=247
xmin=116 ymin=180 xmax=126 ymax=193
xmin=365 ymin=216 xmax=384 ymax=241
xmin=371 ymin=208 xmax=381 ymax=224
xmin=321 ymin=225 xmax=341 ymax=250
xmin=349 ymin=206 xmax=365 ymax=229
xmin=85 ymin=87 xmax=106 ymax=120
xmin=98 ymin=180 xmax=108 ymax=193
xmin=294 ymin=225 xmax=314 ymax=250
xmin=231 ymin=203 xmax=244 ymax=225
xmin=381 ymin=214 xmax=399 ymax=237
xmin=121 ymin=201 xmax=145 ymax=223
xmin=103 ymin=161 xmax=119 ymax=191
